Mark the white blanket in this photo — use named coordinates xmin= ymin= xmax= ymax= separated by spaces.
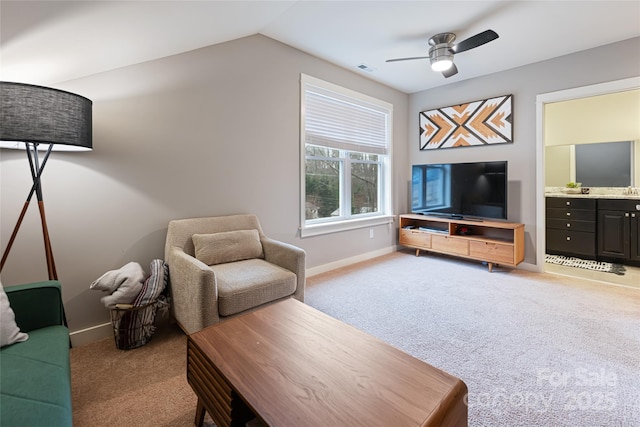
xmin=90 ymin=262 xmax=146 ymax=308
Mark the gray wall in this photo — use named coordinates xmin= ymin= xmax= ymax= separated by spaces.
xmin=1 ymin=33 xmax=638 ymax=334
xmin=0 ymin=35 xmax=409 ymax=332
xmin=409 ymin=36 xmax=640 ymax=265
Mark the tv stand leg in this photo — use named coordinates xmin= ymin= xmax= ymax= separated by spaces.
xmin=488 ymin=262 xmax=494 ymax=272
xmin=415 ymin=249 xmax=420 ymax=257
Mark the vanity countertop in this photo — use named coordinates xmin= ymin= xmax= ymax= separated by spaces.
xmin=545 ymin=186 xmax=640 ymax=200
xmin=545 ymin=192 xmax=640 ymax=200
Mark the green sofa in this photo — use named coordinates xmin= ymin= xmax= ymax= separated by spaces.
xmin=0 ymin=281 xmax=72 ymax=426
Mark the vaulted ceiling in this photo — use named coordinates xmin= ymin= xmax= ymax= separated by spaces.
xmin=1 ymin=1 xmax=639 ymax=94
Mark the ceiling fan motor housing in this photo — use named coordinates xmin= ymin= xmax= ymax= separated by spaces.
xmin=429 ymin=45 xmax=454 ymax=68
xmin=428 ymin=33 xmax=456 ymax=70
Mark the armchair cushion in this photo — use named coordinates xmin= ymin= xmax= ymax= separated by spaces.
xmin=193 ymin=229 xmax=264 ymax=265
xmin=212 ymin=258 xmax=296 ymax=316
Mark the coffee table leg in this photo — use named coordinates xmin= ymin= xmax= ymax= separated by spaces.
xmin=194 ymin=398 xmax=206 ymax=427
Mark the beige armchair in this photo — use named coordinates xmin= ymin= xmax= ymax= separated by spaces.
xmin=164 ymin=214 xmax=305 ymax=334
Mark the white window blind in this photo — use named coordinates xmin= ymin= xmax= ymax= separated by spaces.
xmin=304 ymin=83 xmax=389 ymax=155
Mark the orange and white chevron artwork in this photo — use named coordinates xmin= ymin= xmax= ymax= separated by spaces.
xmin=419 ymin=94 xmax=512 ymax=150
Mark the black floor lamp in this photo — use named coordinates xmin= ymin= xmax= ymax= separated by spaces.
xmin=0 ymin=82 xmax=92 ymax=280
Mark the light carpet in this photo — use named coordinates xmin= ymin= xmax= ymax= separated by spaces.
xmin=306 ymin=250 xmax=640 ymax=427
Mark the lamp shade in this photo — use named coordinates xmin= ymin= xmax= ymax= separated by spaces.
xmin=0 ymin=81 xmax=92 ymax=151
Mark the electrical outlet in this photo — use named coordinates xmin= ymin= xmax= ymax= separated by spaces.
xmin=369 ymin=228 xmax=374 ymax=238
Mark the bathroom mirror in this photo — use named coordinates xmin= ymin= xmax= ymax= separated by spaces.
xmin=546 ymin=141 xmax=636 ymax=187
xmin=544 ymin=89 xmax=640 ymax=188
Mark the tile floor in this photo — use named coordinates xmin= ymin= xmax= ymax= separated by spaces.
xmin=545 ymin=260 xmax=640 ymax=290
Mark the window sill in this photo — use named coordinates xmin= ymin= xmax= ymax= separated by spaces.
xmin=300 ymin=215 xmax=395 ymax=238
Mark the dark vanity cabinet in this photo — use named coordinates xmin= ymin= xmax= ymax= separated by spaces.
xmin=632 ymin=211 xmax=640 ymax=262
xmin=546 ymin=196 xmax=640 ymax=265
xmin=546 ymin=197 xmax=597 ymax=259
xmin=597 ymin=199 xmax=640 ymax=263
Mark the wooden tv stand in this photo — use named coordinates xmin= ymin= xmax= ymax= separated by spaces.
xmin=399 ymin=214 xmax=525 ymax=272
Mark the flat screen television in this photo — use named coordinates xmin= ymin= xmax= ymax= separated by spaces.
xmin=411 ymin=161 xmax=508 ymax=220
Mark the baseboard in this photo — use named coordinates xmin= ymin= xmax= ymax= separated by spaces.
xmin=71 ymin=248 xmax=396 ymax=346
xmin=70 ymin=248 xmax=397 ymax=346
xmin=70 ymin=322 xmax=112 ymax=347
xmin=306 ymin=246 xmax=397 ymax=277
xmin=518 ymin=262 xmax=541 ymax=273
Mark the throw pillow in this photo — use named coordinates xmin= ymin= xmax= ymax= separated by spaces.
xmin=0 ymin=280 xmax=29 ymax=348
xmin=193 ymin=229 xmax=264 ymax=265
xmin=133 ymin=259 xmax=169 ymax=307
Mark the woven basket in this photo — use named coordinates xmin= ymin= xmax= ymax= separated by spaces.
xmin=110 ymin=302 xmax=159 ymax=350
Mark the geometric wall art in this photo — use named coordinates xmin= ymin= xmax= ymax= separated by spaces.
xmin=419 ymin=94 xmax=512 ymax=150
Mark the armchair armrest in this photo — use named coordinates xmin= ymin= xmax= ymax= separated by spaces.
xmin=261 ymin=238 xmax=306 ymax=302
xmin=167 ymin=246 xmax=219 ymax=334
xmin=5 ymin=280 xmax=66 ymax=333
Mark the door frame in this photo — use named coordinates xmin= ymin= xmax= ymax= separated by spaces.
xmin=535 ymin=76 xmax=640 ymax=272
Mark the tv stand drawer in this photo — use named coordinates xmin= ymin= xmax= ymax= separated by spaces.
xmin=399 ymin=229 xmax=431 ymax=249
xmin=469 ymin=241 xmax=513 ymax=264
xmin=431 ymin=235 xmax=468 ymax=256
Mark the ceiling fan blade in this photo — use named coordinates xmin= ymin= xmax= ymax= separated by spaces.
xmin=452 ymin=29 xmax=498 ymax=54
xmin=386 ymin=56 xmax=430 ymax=63
xmin=442 ymin=63 xmax=458 ymax=78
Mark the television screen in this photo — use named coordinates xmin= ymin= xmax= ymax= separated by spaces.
xmin=411 ymin=161 xmax=508 ymax=220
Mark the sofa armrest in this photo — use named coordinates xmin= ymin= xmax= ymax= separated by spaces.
xmin=5 ymin=280 xmax=66 ymax=333
xmin=261 ymin=238 xmax=306 ymax=302
xmin=168 ymin=246 xmax=219 ymax=334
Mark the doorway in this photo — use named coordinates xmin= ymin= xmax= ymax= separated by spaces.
xmin=536 ymin=77 xmax=640 ymax=290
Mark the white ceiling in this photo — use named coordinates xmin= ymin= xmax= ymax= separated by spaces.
xmin=1 ymin=1 xmax=639 ymax=94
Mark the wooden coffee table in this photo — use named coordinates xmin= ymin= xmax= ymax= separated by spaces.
xmin=187 ymin=299 xmax=468 ymax=427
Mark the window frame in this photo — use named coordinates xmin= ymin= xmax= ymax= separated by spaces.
xmin=300 ymin=74 xmax=394 ymax=238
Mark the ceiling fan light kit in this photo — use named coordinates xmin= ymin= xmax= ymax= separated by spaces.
xmin=429 ymin=47 xmax=454 ymax=71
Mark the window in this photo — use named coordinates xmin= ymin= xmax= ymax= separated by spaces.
xmin=301 ymin=75 xmax=393 ymax=237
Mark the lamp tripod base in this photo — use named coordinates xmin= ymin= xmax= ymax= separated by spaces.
xmin=0 ymin=143 xmax=58 ymax=280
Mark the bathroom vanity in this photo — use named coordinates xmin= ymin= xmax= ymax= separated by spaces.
xmin=546 ymin=190 xmax=640 ymax=266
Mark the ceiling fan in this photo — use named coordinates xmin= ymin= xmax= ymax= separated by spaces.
xmin=386 ymin=29 xmax=499 ymax=78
